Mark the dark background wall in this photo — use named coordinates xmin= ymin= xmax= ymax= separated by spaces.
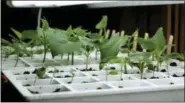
xmin=1 ymin=1 xmax=184 ymax=52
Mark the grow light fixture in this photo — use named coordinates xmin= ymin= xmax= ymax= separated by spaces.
xmin=9 ymin=1 xmax=114 ymax=7
xmin=88 ymin=1 xmax=185 ymax=8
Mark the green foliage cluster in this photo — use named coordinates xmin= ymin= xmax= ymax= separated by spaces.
xmin=1 ymin=15 xmax=182 ymax=81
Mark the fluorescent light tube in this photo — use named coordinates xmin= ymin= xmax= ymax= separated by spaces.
xmin=10 ymin=1 xmax=113 ymax=7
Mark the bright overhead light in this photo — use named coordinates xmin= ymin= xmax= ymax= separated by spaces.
xmin=10 ymin=1 xmax=114 ymax=7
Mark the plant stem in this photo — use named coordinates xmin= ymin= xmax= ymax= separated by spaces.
xmin=167 ymin=63 xmax=170 ymax=78
xmin=71 ymin=52 xmax=74 ymax=65
xmin=67 ymin=53 xmax=70 ymax=65
xmin=85 ymin=55 xmax=89 ymax=70
xmin=95 ymin=49 xmax=98 ymax=60
xmin=157 ymin=61 xmax=160 ymax=71
xmin=42 ymin=31 xmax=47 ymax=64
xmin=152 ymin=70 xmax=155 ymax=77
xmin=124 ymin=62 xmax=127 ymax=74
xmin=106 ymin=67 xmax=108 ymax=81
xmin=139 ymin=62 xmax=144 ymax=79
xmin=141 ymin=73 xmax=143 ymax=79
xmin=33 ymin=75 xmax=37 ymax=85
xmin=42 ymin=46 xmax=47 ymax=64
xmin=120 ymin=64 xmax=123 ymax=81
xmin=14 ymin=53 xmax=19 ymax=67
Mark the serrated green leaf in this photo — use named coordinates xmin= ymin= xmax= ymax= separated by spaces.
xmin=1 ymin=38 xmax=12 ymax=45
xmin=151 ymin=27 xmax=166 ymax=50
xmin=41 ymin=19 xmax=49 ymax=31
xmin=129 ymin=52 xmax=151 ymax=62
xmin=138 ymin=38 xmax=156 ymax=50
xmin=11 ymin=28 xmax=22 ymax=39
xmin=162 ymin=52 xmax=180 ymax=61
xmin=45 ymin=29 xmax=81 ymax=57
xmin=96 ymin=15 xmax=108 ymax=30
xmin=99 ymin=35 xmax=128 ymax=70
xmin=21 ymin=30 xmax=39 ymax=40
xmin=73 ymin=27 xmax=88 ymax=36
xmin=78 ymin=36 xmax=94 ymax=47
xmin=108 ymin=57 xmax=123 ymax=64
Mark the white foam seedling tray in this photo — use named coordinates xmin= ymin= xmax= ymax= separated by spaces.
xmin=2 ymin=64 xmax=184 ymax=102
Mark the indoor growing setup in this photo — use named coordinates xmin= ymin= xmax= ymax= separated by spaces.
xmin=1 ymin=1 xmax=185 ymax=102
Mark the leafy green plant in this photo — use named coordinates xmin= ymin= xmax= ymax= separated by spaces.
xmin=109 ymin=57 xmax=132 ymax=80
xmin=81 ymin=45 xmax=94 ymax=71
xmin=138 ymin=27 xmax=173 ymax=71
xmin=146 ymin=62 xmax=157 ymax=78
xmin=1 ymin=29 xmax=32 ymax=67
xmin=65 ymin=25 xmax=90 ymax=65
xmin=1 ymin=46 xmax=15 ymax=61
xmin=94 ymin=15 xmax=108 ymax=60
xmin=161 ymin=52 xmax=180 ymax=77
xmin=120 ymin=30 xmax=138 ymax=56
xmin=129 ymin=52 xmax=151 ymax=79
xmin=33 ymin=67 xmax=46 ymax=85
xmin=37 ymin=19 xmax=50 ymax=66
xmin=89 ymin=15 xmax=129 ymax=81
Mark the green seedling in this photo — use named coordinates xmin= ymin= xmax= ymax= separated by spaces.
xmin=129 ymin=52 xmax=151 ymax=79
xmin=138 ymin=27 xmax=175 ymax=71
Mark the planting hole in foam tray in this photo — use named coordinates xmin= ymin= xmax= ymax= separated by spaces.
xmin=109 ymin=80 xmax=151 ymax=88
xmin=169 ymin=59 xmax=179 ymax=67
xmin=59 ymin=77 xmax=98 ymax=84
xmin=147 ymin=78 xmax=184 ymax=85
xmin=86 ymin=71 xmax=107 ymax=77
xmin=79 ymin=67 xmax=97 ymax=71
xmin=76 ymin=64 xmax=99 ymax=71
xmin=11 ymin=68 xmax=34 ymax=75
xmin=47 ymin=66 xmax=75 ymax=73
xmin=27 ymin=85 xmax=71 ymax=94
xmin=21 ymin=79 xmax=60 ymax=87
xmin=166 ymin=67 xmax=184 ymax=77
xmin=16 ymin=74 xmax=50 ymax=80
xmin=97 ymin=75 xmax=134 ymax=81
xmin=132 ymin=72 xmax=167 ymax=79
xmin=69 ymin=82 xmax=112 ymax=91
xmin=49 ymin=72 xmax=85 ymax=78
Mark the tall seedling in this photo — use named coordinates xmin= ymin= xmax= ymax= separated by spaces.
xmin=93 ymin=15 xmax=128 ymax=81
xmin=95 ymin=15 xmax=108 ymax=60
xmin=161 ymin=53 xmax=180 ymax=77
xmin=119 ymin=30 xmax=139 ymax=74
xmin=33 ymin=19 xmax=50 ymax=85
xmin=108 ymin=57 xmax=132 ymax=80
xmin=129 ymin=52 xmax=151 ymax=79
xmin=66 ymin=26 xmax=89 ymax=65
xmin=138 ymin=27 xmax=174 ymax=72
xmin=1 ymin=28 xmax=31 ymax=67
